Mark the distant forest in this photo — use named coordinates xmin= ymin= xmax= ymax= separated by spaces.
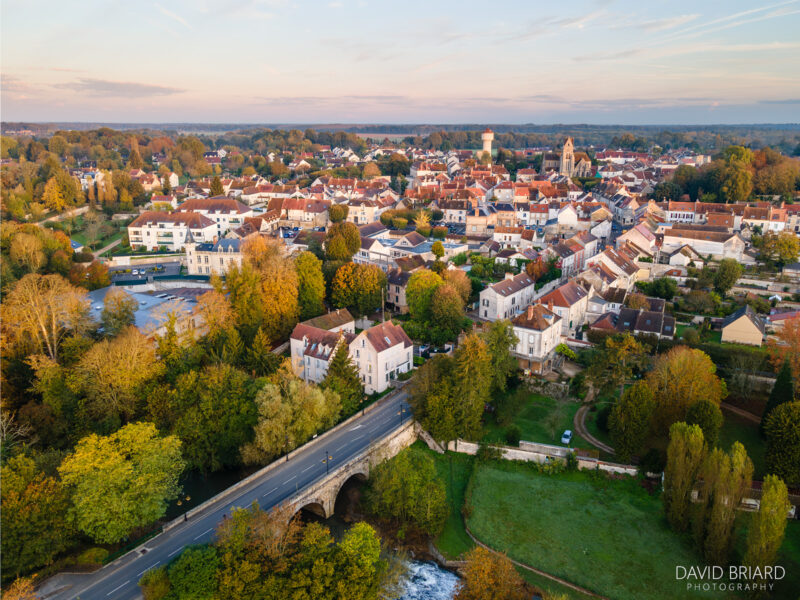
xmin=3 ymin=122 xmax=800 ymax=154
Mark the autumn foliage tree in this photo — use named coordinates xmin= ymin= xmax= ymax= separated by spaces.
xmin=768 ymin=316 xmax=800 ymax=380
xmin=331 ymin=262 xmax=386 ymax=316
xmin=295 ymin=251 xmax=325 ymax=320
xmin=455 ymin=547 xmax=527 ymax=600
xmin=744 ymin=474 xmax=792 ymax=591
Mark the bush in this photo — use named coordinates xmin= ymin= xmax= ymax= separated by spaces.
xmin=139 ymin=565 xmax=170 ymax=600
xmin=73 ymin=250 xmax=95 ymax=263
xmin=432 ymin=226 xmax=448 ymax=239
xmin=505 ymin=424 xmax=521 ymax=446
xmin=76 ymin=547 xmax=109 ymax=565
xmin=566 ymin=452 xmax=579 ymax=471
xmin=452 ymin=252 xmax=468 ymax=266
xmin=391 ymin=217 xmax=408 ymax=230
xmin=639 ymin=448 xmax=666 ymax=475
xmin=476 ymin=443 xmax=503 ymax=462
xmin=681 ymin=326 xmax=700 ymax=344
xmin=596 ymin=404 xmax=612 ymax=433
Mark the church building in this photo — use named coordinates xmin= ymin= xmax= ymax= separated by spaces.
xmin=540 ymin=137 xmax=593 ymax=177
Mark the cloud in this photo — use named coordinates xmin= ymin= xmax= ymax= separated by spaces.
xmin=1 ymin=74 xmax=40 ymax=97
xmin=54 ymin=78 xmax=185 ymax=97
xmin=759 ymin=98 xmax=800 ymax=104
xmin=613 ymin=14 xmax=699 ymax=32
xmin=154 ymin=3 xmax=192 ymax=29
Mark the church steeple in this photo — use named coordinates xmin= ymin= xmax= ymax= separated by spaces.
xmin=559 ymin=137 xmax=575 ymax=176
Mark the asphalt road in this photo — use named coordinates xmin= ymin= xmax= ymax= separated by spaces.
xmin=54 ymin=391 xmax=410 ymax=600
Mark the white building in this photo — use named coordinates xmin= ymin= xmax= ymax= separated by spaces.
xmin=128 ymin=211 xmax=217 ymax=251
xmin=290 ymin=310 xmax=357 ymax=384
xmin=176 ymin=197 xmax=253 ymax=237
xmin=479 ymin=272 xmax=537 ymax=321
xmin=349 ymin=321 xmax=413 ymax=394
xmin=511 ymin=304 xmax=562 ymax=375
xmin=186 ymin=238 xmax=244 ymax=276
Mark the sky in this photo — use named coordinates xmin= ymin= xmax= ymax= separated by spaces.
xmin=2 ymin=0 xmax=800 ymax=124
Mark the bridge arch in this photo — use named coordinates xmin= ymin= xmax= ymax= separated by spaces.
xmin=295 ymin=499 xmax=328 ymax=519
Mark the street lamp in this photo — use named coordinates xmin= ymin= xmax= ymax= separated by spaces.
xmin=322 ymin=450 xmax=333 ymax=474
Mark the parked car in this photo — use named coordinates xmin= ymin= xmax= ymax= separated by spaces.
xmin=561 ymin=430 xmax=573 ymax=445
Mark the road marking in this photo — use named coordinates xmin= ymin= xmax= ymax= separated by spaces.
xmin=137 ymin=561 xmax=160 ymax=577
xmin=353 ymin=434 xmax=364 ymax=441
xmin=302 ymin=465 xmax=313 ymax=473
xmin=107 ymin=580 xmax=130 ymax=596
xmin=348 ymin=424 xmax=362 ymax=431
xmin=193 ymin=527 xmax=213 ymax=541
xmin=263 ymin=486 xmax=278 ymax=498
xmin=284 ymin=475 xmax=297 ymax=485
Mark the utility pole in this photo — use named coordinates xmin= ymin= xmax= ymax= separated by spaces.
xmin=381 ymin=287 xmax=385 ymax=322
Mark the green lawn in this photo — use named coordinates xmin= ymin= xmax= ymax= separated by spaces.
xmin=483 ymin=390 xmax=592 ymax=450
xmin=718 ymin=408 xmax=766 ymax=479
xmin=466 ymin=462 xmax=730 ymax=600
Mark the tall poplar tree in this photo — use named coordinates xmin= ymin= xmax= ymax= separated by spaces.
xmin=664 ymin=422 xmax=706 ymax=532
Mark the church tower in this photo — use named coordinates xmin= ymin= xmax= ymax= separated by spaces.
xmin=559 ymin=137 xmax=575 ymax=176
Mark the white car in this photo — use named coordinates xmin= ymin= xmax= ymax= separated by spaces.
xmin=561 ymin=430 xmax=573 ymax=445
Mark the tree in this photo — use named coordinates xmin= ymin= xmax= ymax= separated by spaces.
xmin=195 ymin=288 xmax=234 ymax=340
xmin=430 ymin=284 xmax=465 ymax=342
xmin=432 ymin=240 xmax=445 ymax=259
xmin=325 ymin=222 xmax=360 ymax=261
xmin=625 ymin=292 xmax=650 ymax=311
xmin=1 ymin=455 xmax=74 ymax=579
xmin=58 ymin=422 xmax=184 ymax=544
xmin=322 ymin=342 xmax=363 ymax=416
xmin=761 ymin=360 xmax=794 ymax=435
xmin=128 ymin=147 xmax=143 ymax=169
xmin=409 ymin=354 xmax=457 ymax=442
xmin=241 ymin=368 xmax=341 ymax=464
xmin=101 ymin=288 xmax=138 ymax=336
xmin=406 ymin=270 xmax=443 ymax=322
xmin=86 ymin=260 xmax=111 ymax=290
xmin=587 ymin=334 xmax=648 ymax=396
xmin=455 ymin=547 xmax=527 ymax=600
xmin=692 ymin=443 xmax=752 ymax=564
xmin=295 ymin=251 xmax=325 ymax=320
xmin=647 ymin=346 xmax=726 ymax=435
xmin=328 ymin=203 xmax=348 ymax=223
xmin=481 ymin=319 xmax=518 ymax=394
xmin=442 ymin=268 xmax=471 ymax=304
xmin=245 ymin=327 xmax=282 ymax=377
xmin=72 ymin=327 xmax=162 ymax=425
xmin=168 ymin=545 xmax=220 ymax=600
xmin=452 ymin=334 xmax=492 ymax=440
xmin=686 ymin=399 xmax=723 ymax=448
xmin=365 ymin=448 xmax=447 ymax=535
xmin=330 ymin=263 xmax=386 ymax=316
xmin=763 ymin=401 xmax=800 ymax=486
xmin=210 ymin=175 xmax=224 ymax=196
xmin=744 ymin=475 xmax=791 ymax=592
xmin=760 ymin=231 xmax=800 ymax=265
xmin=9 ymin=233 xmax=45 ymax=274
xmin=720 ymin=161 xmax=752 ymax=203
xmin=663 ymin=422 xmax=706 ymax=532
xmin=3 ymin=274 xmax=89 ymax=360
xmin=768 ymin=316 xmax=800 ymax=380
xmin=361 ymin=162 xmax=381 ymax=179
xmin=168 ymin=364 xmax=259 ymax=472
xmin=609 ymin=381 xmax=655 ymax=463
xmin=42 ymin=177 xmax=67 ymax=212
xmin=713 ymin=258 xmax=743 ymax=295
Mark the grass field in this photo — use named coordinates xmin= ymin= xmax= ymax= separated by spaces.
xmin=465 ymin=462 xmax=729 ymax=600
xmin=483 ymin=390 xmax=592 ymax=449
xmin=718 ymin=409 xmax=766 ymax=479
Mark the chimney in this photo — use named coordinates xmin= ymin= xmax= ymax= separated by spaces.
xmin=527 ymin=305 xmax=534 ymax=320
xmin=548 ymin=300 xmax=553 ymax=311
xmin=505 ymin=272 xmax=515 ymax=280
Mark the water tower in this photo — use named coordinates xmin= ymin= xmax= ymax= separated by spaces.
xmin=481 ymin=128 xmax=494 ymax=157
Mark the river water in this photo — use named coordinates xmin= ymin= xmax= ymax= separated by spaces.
xmin=397 ymin=560 xmax=460 ymax=600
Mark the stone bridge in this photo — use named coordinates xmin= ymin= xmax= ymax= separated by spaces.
xmin=288 ymin=420 xmax=418 ymax=519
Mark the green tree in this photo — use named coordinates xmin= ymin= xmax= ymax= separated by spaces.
xmin=1 ymin=455 xmax=75 ymax=579
xmin=334 ymin=522 xmax=386 ymax=600
xmin=744 ymin=474 xmax=791 ymax=592
xmin=663 ymin=422 xmax=706 ymax=532
xmin=295 ymin=251 xmax=326 ymax=320
xmin=760 ymin=231 xmax=800 ymax=265
xmin=328 ymin=203 xmax=348 ymax=223
xmin=365 ymin=448 xmax=448 ymax=535
xmin=432 ymin=240 xmax=445 ymax=259
xmin=609 ymin=381 xmax=655 ymax=463
xmin=325 ymin=222 xmax=360 ymax=261
xmin=713 ymin=258 xmax=743 ymax=295
xmin=331 ymin=263 xmax=386 ymax=316
xmin=100 ymin=288 xmax=138 ymax=337
xmin=761 ymin=360 xmax=794 ymax=435
xmin=168 ymin=545 xmax=220 ymax=600
xmin=588 ymin=334 xmax=648 ymax=396
xmin=406 ymin=270 xmax=443 ymax=322
xmin=245 ymin=327 xmax=282 ymax=377
xmin=128 ymin=147 xmax=144 ymax=169
xmin=692 ymin=443 xmax=753 ymax=564
xmin=481 ymin=319 xmax=518 ymax=394
xmin=241 ymin=369 xmax=341 ymax=464
xmin=763 ymin=401 xmax=800 ymax=486
xmin=686 ymin=399 xmax=724 ymax=448
xmin=409 ymin=354 xmax=458 ymax=442
xmin=168 ymin=364 xmax=259 ymax=472
xmin=322 ymin=342 xmax=363 ymax=416
xmin=210 ymin=175 xmax=224 ymax=196
xmin=452 ymin=334 xmax=492 ymax=439
xmin=58 ymin=422 xmax=185 ymax=544
xmin=430 ymin=284 xmax=465 ymax=342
